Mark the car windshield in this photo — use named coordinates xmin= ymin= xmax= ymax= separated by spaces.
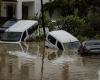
xmin=85 ymin=41 xmax=100 ymax=46
xmin=63 ymin=41 xmax=80 ymax=49
xmin=1 ymin=32 xmax=22 ymax=42
xmin=2 ymin=20 xmax=16 ymax=28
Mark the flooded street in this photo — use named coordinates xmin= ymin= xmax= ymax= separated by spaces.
xmin=0 ymin=42 xmax=100 ymax=80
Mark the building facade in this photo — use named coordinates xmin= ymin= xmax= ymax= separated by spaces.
xmin=0 ymin=0 xmax=49 ymax=19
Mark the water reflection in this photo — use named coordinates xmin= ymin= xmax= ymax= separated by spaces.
xmin=47 ymin=49 xmax=63 ymax=60
xmin=0 ymin=42 xmax=100 ymax=80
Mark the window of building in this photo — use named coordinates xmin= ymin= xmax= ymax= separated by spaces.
xmin=27 ymin=25 xmax=38 ymax=35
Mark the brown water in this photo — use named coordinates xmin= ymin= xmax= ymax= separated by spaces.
xmin=0 ymin=42 xmax=100 ymax=80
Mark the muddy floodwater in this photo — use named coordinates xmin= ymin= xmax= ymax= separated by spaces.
xmin=0 ymin=42 xmax=100 ymax=80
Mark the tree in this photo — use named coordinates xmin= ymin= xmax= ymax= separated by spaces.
xmin=74 ymin=0 xmax=100 ymax=17
xmin=87 ymin=14 xmax=100 ymax=34
xmin=74 ymin=0 xmax=89 ymax=17
xmin=56 ymin=16 xmax=87 ymax=36
xmin=44 ymin=0 xmax=75 ymax=17
xmin=44 ymin=0 xmax=100 ymax=17
xmin=0 ymin=0 xmax=1 ymax=16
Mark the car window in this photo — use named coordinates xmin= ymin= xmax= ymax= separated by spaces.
xmin=2 ymin=20 xmax=16 ymax=28
xmin=48 ymin=35 xmax=56 ymax=45
xmin=27 ymin=25 xmax=38 ymax=35
xmin=1 ymin=32 xmax=22 ymax=41
xmin=28 ymin=27 xmax=34 ymax=35
xmin=68 ymin=41 xmax=80 ymax=48
xmin=57 ymin=41 xmax=63 ymax=50
xmin=63 ymin=41 xmax=80 ymax=49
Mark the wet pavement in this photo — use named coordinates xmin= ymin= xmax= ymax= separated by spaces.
xmin=0 ymin=42 xmax=100 ymax=80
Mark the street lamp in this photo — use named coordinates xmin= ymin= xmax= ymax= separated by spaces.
xmin=40 ymin=0 xmax=46 ymax=38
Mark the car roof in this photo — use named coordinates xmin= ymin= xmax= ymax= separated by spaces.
xmin=6 ymin=20 xmax=38 ymax=32
xmin=48 ymin=30 xmax=79 ymax=43
xmin=83 ymin=40 xmax=100 ymax=43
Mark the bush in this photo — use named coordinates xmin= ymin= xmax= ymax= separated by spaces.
xmin=56 ymin=16 xmax=87 ymax=36
xmin=55 ymin=15 xmax=99 ymax=41
xmin=28 ymin=14 xmax=100 ymax=41
xmin=86 ymin=14 xmax=100 ymax=34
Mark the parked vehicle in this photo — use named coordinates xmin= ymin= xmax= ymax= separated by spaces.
xmin=0 ymin=20 xmax=38 ymax=43
xmin=46 ymin=30 xmax=80 ymax=50
xmin=0 ymin=19 xmax=18 ymax=32
xmin=78 ymin=40 xmax=100 ymax=54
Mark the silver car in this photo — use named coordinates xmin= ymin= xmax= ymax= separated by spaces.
xmin=78 ymin=40 xmax=100 ymax=54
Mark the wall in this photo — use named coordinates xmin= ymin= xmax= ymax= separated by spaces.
xmin=34 ymin=0 xmax=50 ymax=16
xmin=0 ymin=0 xmax=50 ymax=19
xmin=1 ymin=3 xmax=7 ymax=17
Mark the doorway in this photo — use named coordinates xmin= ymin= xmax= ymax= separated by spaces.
xmin=22 ymin=5 xmax=28 ymax=19
xmin=7 ymin=6 xmax=13 ymax=19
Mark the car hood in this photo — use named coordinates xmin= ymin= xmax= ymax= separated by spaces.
xmin=86 ymin=45 xmax=100 ymax=50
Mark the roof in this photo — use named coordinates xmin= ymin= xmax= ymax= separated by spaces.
xmin=49 ymin=30 xmax=79 ymax=43
xmin=6 ymin=20 xmax=38 ymax=32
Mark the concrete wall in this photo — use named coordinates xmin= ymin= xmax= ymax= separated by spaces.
xmin=1 ymin=2 xmax=16 ymax=18
xmin=34 ymin=0 xmax=50 ymax=15
xmin=1 ymin=3 xmax=7 ymax=17
xmin=28 ymin=2 xmax=35 ymax=17
xmin=22 ymin=2 xmax=35 ymax=18
xmin=16 ymin=0 xmax=50 ymax=19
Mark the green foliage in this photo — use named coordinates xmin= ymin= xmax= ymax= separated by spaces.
xmin=44 ymin=0 xmax=100 ymax=17
xmin=55 ymin=15 xmax=99 ymax=41
xmin=27 ymin=36 xmax=44 ymax=42
xmin=28 ymin=13 xmax=100 ymax=41
xmin=86 ymin=14 xmax=100 ymax=34
xmin=56 ymin=16 xmax=87 ymax=36
xmin=44 ymin=0 xmax=75 ymax=17
xmin=39 ymin=12 xmax=57 ymax=31
xmin=28 ymin=13 xmax=39 ymax=20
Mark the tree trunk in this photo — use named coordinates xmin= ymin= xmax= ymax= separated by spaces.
xmin=0 ymin=0 xmax=1 ymax=16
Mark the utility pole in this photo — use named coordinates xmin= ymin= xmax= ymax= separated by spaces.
xmin=40 ymin=0 xmax=46 ymax=38
xmin=40 ymin=1 xmax=45 ymax=79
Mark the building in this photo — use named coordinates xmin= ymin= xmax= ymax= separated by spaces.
xmin=0 ymin=0 xmax=49 ymax=19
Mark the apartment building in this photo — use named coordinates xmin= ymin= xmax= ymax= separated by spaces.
xmin=0 ymin=0 xmax=49 ymax=19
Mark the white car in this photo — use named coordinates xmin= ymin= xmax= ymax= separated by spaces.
xmin=46 ymin=30 xmax=80 ymax=50
xmin=0 ymin=19 xmax=18 ymax=32
xmin=0 ymin=20 xmax=38 ymax=43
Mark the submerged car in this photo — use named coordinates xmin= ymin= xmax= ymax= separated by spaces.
xmin=46 ymin=30 xmax=80 ymax=50
xmin=0 ymin=20 xmax=38 ymax=43
xmin=78 ymin=40 xmax=100 ymax=54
